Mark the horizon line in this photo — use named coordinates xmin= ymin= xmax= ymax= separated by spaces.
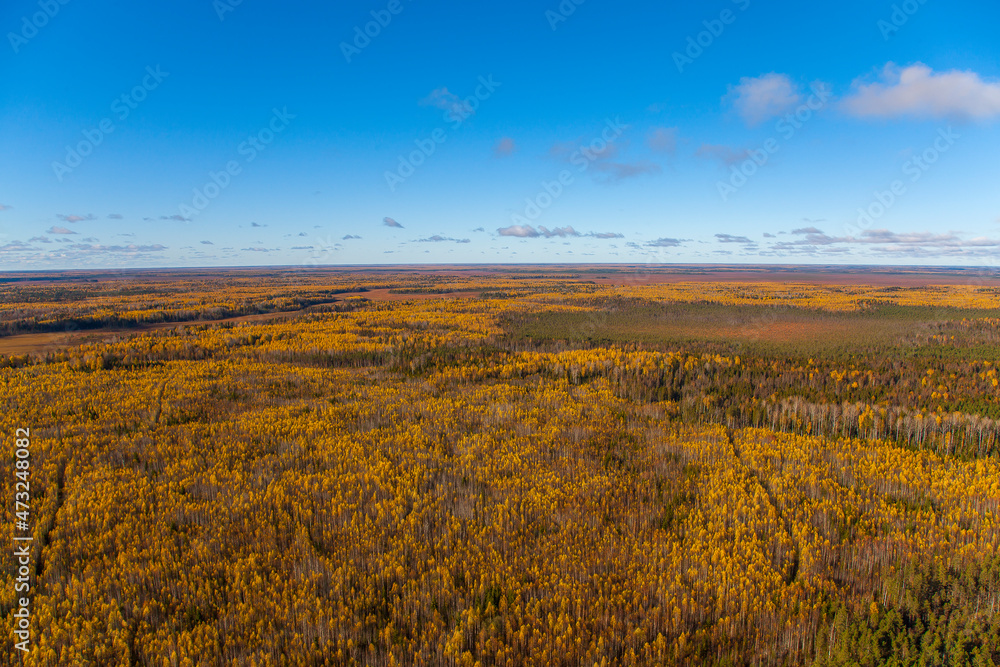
xmin=3 ymin=261 xmax=1000 ymax=275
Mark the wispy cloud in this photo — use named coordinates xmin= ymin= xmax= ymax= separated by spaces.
xmin=695 ymin=144 xmax=749 ymax=167
xmin=47 ymin=226 xmax=77 ymax=235
xmin=494 ymin=137 xmax=516 ymax=156
xmin=646 ymin=237 xmax=687 ymax=248
xmin=646 ymin=126 xmax=678 ymax=154
xmin=549 ymin=133 xmax=658 ymax=182
xmin=415 ymin=235 xmax=471 ymax=243
xmin=144 ymin=215 xmax=190 ymax=222
xmin=858 ymin=229 xmax=1000 ymax=250
xmin=0 ymin=241 xmax=35 ymax=253
xmin=593 ymin=160 xmax=661 ymax=182
xmin=67 ymin=243 xmax=168 ymax=254
xmin=727 ymin=73 xmax=802 ymax=126
xmin=715 ymin=233 xmax=754 ymax=244
xmin=420 ymin=88 xmax=472 ymax=121
xmin=57 ymin=213 xmax=95 ymax=223
xmin=842 ymin=63 xmax=1000 ymax=120
xmin=768 ymin=227 xmax=1000 ymax=258
xmin=497 ymin=224 xmax=580 ymax=238
xmin=383 ymin=217 xmax=404 ymax=228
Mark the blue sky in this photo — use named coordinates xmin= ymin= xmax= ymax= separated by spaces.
xmin=1 ymin=0 xmax=999 ymax=269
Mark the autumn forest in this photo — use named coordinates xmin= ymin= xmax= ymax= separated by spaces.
xmin=2 ymin=266 xmax=1000 ymax=666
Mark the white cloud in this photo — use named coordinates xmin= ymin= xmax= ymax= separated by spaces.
xmin=727 ymin=73 xmax=802 ymax=126
xmin=0 ymin=241 xmax=33 ymax=252
xmin=767 ymin=227 xmax=1000 ymax=258
xmin=539 ymin=226 xmax=579 ymax=238
xmin=497 ymin=225 xmax=580 ymax=238
xmin=56 ymin=213 xmax=95 ymax=223
xmin=715 ymin=233 xmax=754 ymax=244
xmin=67 ymin=243 xmax=168 ymax=253
xmin=646 ymin=238 xmax=686 ymax=248
xmin=415 ymin=235 xmax=470 ymax=243
xmin=842 ymin=63 xmax=1000 ymax=120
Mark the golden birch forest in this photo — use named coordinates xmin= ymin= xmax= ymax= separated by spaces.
xmin=2 ymin=267 xmax=999 ymax=666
